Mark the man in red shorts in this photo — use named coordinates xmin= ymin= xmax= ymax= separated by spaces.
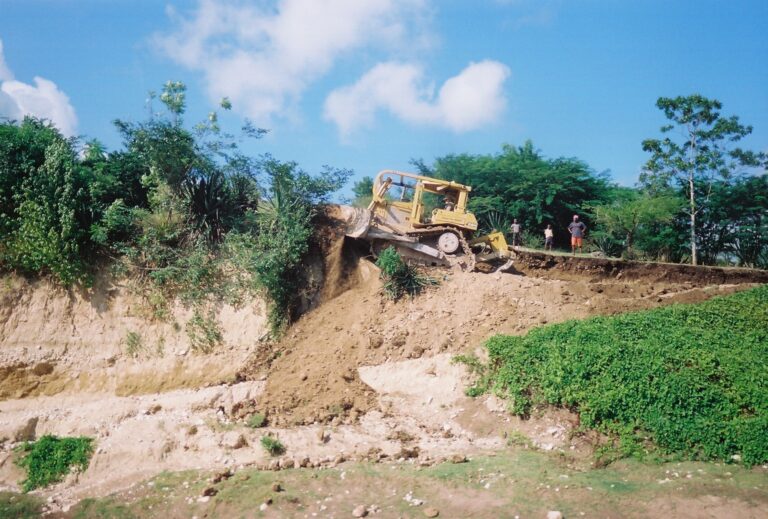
xmin=568 ymin=214 xmax=587 ymax=255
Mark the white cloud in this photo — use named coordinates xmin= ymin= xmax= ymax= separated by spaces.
xmin=0 ymin=39 xmax=78 ymax=136
xmin=155 ymin=0 xmax=429 ymax=124
xmin=324 ymin=60 xmax=510 ymax=136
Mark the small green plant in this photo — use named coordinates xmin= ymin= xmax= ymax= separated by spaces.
xmin=124 ymin=331 xmax=143 ymax=358
xmin=375 ymin=246 xmax=437 ymax=300
xmin=247 ymin=413 xmax=266 ymax=428
xmin=15 ymin=435 xmax=93 ymax=492
xmin=185 ymin=308 xmax=223 ymax=353
xmin=260 ymin=435 xmax=286 ymax=456
xmin=506 ymin=431 xmax=533 ymax=448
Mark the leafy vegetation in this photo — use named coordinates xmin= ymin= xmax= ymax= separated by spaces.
xmin=0 ymin=81 xmax=349 ymax=335
xmin=461 ymin=285 xmax=768 ymax=465
xmin=260 ymin=435 xmax=286 ymax=456
xmin=15 ymin=435 xmax=94 ymax=492
xmin=0 ymin=492 xmax=43 ymax=519
xmin=375 ymin=246 xmax=437 ymax=300
xmin=641 ymin=95 xmax=765 ymax=265
xmin=247 ymin=413 xmax=267 ymax=428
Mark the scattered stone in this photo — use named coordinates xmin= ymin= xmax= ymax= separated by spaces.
xmin=212 ymin=469 xmax=233 ymax=484
xmin=279 ymin=458 xmax=295 ymax=469
xmin=318 ymin=429 xmax=331 ymax=443
xmin=14 ymin=417 xmax=38 ymax=442
xmin=197 ymin=496 xmax=210 ymax=504
xmin=271 ymin=482 xmax=283 ymax=492
xmin=259 ymin=503 xmax=268 ymax=512
xmin=449 ymin=454 xmax=467 ymax=464
xmin=221 ymin=432 xmax=248 ymax=449
xmin=202 ymin=487 xmax=218 ymax=497
xmin=145 ymin=404 xmax=162 ymax=415
xmin=397 ymin=446 xmax=420 ymax=459
xmin=424 ymin=507 xmax=440 ymax=517
xmin=547 ymin=512 xmax=563 ymax=519
xmin=352 ymin=504 xmax=368 ymax=517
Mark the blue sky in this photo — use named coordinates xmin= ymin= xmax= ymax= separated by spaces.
xmin=1 ymin=0 xmax=766 ymax=190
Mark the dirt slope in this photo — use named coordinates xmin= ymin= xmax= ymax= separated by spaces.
xmin=242 ymin=210 xmax=764 ymax=426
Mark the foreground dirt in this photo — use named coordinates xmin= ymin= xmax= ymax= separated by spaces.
xmin=11 ymin=451 xmax=768 ymax=519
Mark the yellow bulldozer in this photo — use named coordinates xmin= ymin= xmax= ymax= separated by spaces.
xmin=342 ymin=170 xmax=513 ymax=271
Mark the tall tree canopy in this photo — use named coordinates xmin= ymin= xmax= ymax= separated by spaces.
xmin=416 ymin=141 xmax=613 ymax=244
xmin=641 ymin=95 xmax=764 ymax=265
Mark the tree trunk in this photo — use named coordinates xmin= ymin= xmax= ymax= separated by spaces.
xmin=689 ymin=174 xmax=697 ymax=266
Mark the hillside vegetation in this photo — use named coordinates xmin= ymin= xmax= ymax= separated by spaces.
xmin=464 ymin=285 xmax=768 ymax=465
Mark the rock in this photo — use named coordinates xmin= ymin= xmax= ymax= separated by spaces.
xmin=547 ymin=512 xmax=563 ymax=519
xmin=221 ymin=432 xmax=248 ymax=449
xmin=259 ymin=503 xmax=269 ymax=511
xmin=197 ymin=496 xmax=210 ymax=503
xmin=279 ymin=458 xmax=295 ymax=469
xmin=211 ymin=469 xmax=233 ymax=484
xmin=318 ymin=429 xmax=330 ymax=443
xmin=424 ymin=507 xmax=440 ymax=518
xmin=202 ymin=487 xmax=218 ymax=497
xmin=271 ymin=482 xmax=283 ymax=492
xmin=14 ymin=417 xmax=38 ymax=442
xmin=352 ymin=504 xmax=368 ymax=517
xmin=449 ymin=454 xmax=467 ymax=464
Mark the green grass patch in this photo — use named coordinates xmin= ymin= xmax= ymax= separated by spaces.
xmin=0 ymin=491 xmax=43 ymax=519
xmin=15 ymin=435 xmax=94 ymax=492
xmin=462 ymin=285 xmax=768 ymax=465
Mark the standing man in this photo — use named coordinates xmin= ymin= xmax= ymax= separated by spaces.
xmin=544 ymin=224 xmax=554 ymax=251
xmin=568 ymin=215 xmax=587 ymax=254
xmin=510 ymin=219 xmax=521 ymax=247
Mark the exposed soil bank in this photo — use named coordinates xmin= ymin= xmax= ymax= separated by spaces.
xmin=514 ymin=250 xmax=768 ymax=285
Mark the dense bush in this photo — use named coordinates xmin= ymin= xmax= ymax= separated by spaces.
xmin=15 ymin=435 xmax=94 ymax=492
xmin=464 ymin=285 xmax=768 ymax=465
xmin=0 ymin=82 xmax=349 ymax=335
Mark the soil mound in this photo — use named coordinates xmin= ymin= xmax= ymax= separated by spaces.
xmin=242 ymin=210 xmax=761 ymax=426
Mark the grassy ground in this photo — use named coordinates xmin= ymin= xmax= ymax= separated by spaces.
xmin=467 ymin=285 xmax=768 ymax=466
xmin=2 ymin=448 xmax=763 ymax=518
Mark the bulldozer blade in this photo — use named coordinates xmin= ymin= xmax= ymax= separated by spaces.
xmin=338 ymin=205 xmax=372 ymax=239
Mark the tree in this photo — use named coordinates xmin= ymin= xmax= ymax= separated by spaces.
xmin=351 ymin=176 xmax=374 ymax=207
xmin=423 ymin=141 xmax=612 ymax=243
xmin=591 ymin=190 xmax=682 ymax=258
xmin=641 ymin=95 xmax=764 ymax=265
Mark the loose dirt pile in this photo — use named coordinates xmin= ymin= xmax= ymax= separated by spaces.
xmin=241 ymin=208 xmax=764 ymax=426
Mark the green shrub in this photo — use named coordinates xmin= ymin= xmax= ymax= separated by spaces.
xmin=124 ymin=331 xmax=143 ymax=358
xmin=185 ymin=308 xmax=223 ymax=353
xmin=375 ymin=246 xmax=437 ymax=300
xmin=15 ymin=436 xmax=94 ymax=492
xmin=247 ymin=413 xmax=267 ymax=428
xmin=260 ymin=435 xmax=285 ymax=456
xmin=465 ymin=285 xmax=768 ymax=466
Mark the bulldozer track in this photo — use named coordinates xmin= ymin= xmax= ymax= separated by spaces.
xmin=405 ymin=226 xmax=476 ymax=271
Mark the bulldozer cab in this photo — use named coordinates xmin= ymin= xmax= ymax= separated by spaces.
xmin=369 ymin=170 xmax=478 ymax=233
